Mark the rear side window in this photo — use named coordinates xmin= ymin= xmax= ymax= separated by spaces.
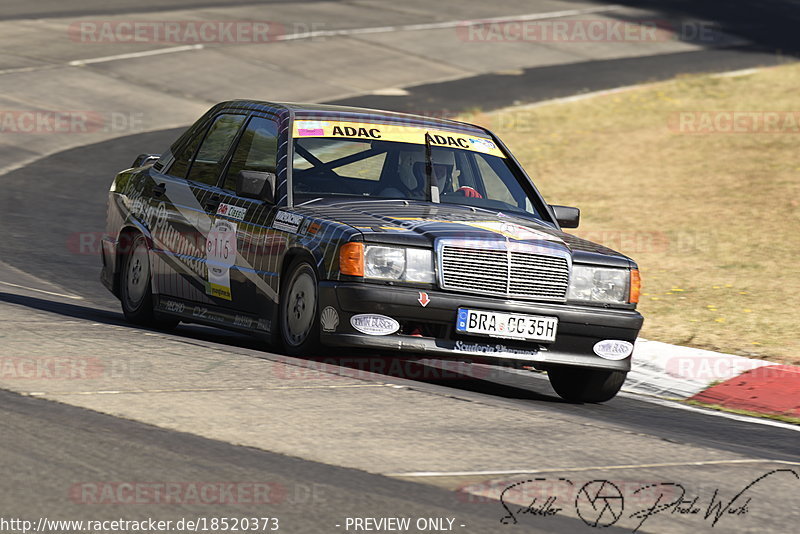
xmin=186 ymin=114 xmax=246 ymax=186
xmin=223 ymin=116 xmax=279 ymax=192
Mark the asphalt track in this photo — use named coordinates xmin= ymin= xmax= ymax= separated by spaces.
xmin=2 ymin=1 xmax=800 ymax=532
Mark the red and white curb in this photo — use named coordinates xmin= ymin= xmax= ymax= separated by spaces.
xmin=627 ymin=339 xmax=799 ymax=419
xmin=689 ymin=365 xmax=800 ymax=418
xmin=625 ymin=338 xmax=777 ymax=399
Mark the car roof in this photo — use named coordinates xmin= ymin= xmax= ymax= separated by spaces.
xmin=219 ymin=99 xmax=489 ymax=135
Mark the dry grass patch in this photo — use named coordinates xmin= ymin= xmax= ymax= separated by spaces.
xmin=466 ymin=65 xmax=800 ymax=364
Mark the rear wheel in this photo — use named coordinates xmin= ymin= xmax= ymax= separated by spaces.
xmin=547 ymin=367 xmax=627 ymax=403
xmin=279 ymin=259 xmax=321 ymax=355
xmin=120 ymin=233 xmax=178 ymax=329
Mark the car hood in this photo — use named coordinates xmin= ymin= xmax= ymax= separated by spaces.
xmin=298 ymin=199 xmax=634 ymax=268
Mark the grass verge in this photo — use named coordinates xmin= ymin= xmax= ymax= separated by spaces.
xmin=466 ymin=64 xmax=800 ymax=364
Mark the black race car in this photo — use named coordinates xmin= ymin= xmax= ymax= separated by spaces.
xmin=101 ymin=100 xmax=643 ymax=402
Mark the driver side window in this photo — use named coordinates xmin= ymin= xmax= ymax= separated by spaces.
xmin=186 ymin=114 xmax=246 ymax=186
xmin=223 ymin=116 xmax=279 ymax=192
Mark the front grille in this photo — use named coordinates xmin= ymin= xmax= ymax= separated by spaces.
xmin=440 ymin=244 xmax=570 ymax=301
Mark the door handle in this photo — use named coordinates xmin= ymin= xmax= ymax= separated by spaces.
xmin=204 ymin=195 xmax=221 ymax=212
xmin=152 ymin=183 xmax=166 ymax=197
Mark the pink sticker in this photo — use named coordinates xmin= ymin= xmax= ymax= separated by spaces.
xmin=298 ymin=128 xmax=324 ymax=136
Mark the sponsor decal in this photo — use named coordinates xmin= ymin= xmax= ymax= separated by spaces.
xmin=332 ymin=125 xmax=382 ymax=139
xmin=295 ymin=120 xmax=329 ymax=137
xmin=298 ymin=218 xmax=321 ymax=236
xmin=291 ymin=120 xmax=506 ymax=158
xmin=469 ymin=137 xmax=497 ymax=151
xmin=216 ymin=202 xmax=247 ymax=221
xmin=273 ymin=210 xmax=303 ymax=234
xmin=418 ymin=291 xmax=430 ymax=307
xmin=427 ymin=133 xmax=468 ymax=149
xmin=350 ymin=314 xmax=400 ymax=336
xmin=593 ymin=340 xmax=633 ymax=360
xmin=388 ymin=218 xmax=564 ymax=245
xmin=464 ymin=221 xmax=561 ymax=242
xmin=320 ymin=307 xmax=339 ymax=333
xmin=453 ymin=340 xmax=539 ymax=357
xmin=206 ymin=219 xmax=238 ymax=300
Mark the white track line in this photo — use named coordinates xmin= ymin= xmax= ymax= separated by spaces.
xmin=59 ymin=6 xmax=622 ymax=67
xmin=387 ymin=459 xmax=800 ymax=478
xmin=68 ymin=44 xmax=204 ymax=66
xmin=0 ymin=280 xmax=84 ymax=300
xmin=276 ymin=5 xmax=624 ymax=41
xmin=615 ymin=390 xmax=800 ymax=431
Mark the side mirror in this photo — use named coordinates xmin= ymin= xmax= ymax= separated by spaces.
xmin=236 ymin=170 xmax=276 ymax=203
xmin=132 ymin=153 xmax=160 ymax=168
xmin=551 ymin=205 xmax=580 ymax=228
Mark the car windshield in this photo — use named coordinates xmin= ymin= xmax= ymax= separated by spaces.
xmin=291 ymin=120 xmax=544 ymax=219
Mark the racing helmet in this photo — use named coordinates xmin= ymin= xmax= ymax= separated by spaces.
xmin=397 ymin=147 xmax=459 ymax=193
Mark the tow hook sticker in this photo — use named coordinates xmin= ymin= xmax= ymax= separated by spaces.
xmin=350 ymin=314 xmax=400 ymax=336
xmin=593 ymin=340 xmax=633 ymax=360
xmin=320 ymin=307 xmax=339 ymax=332
xmin=418 ymin=291 xmax=430 ymax=307
xmin=206 ymin=219 xmax=237 ymax=300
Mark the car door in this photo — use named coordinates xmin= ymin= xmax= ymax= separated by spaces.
xmin=210 ymin=114 xmax=283 ymax=322
xmin=149 ymin=113 xmax=247 ymax=306
xmin=182 ymin=113 xmax=249 ymax=308
xmin=145 ymin=115 xmax=216 ymax=305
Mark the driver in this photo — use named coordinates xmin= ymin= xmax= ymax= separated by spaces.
xmin=397 ymin=147 xmax=483 ymax=199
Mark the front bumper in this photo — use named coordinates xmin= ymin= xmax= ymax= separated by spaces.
xmin=318 ymin=282 xmax=643 ymax=371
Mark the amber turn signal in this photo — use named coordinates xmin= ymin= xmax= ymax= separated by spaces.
xmin=629 ymin=269 xmax=641 ymax=304
xmin=339 ymin=242 xmax=365 ymax=277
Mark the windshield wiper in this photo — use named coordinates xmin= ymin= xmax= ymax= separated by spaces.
xmin=424 ymin=132 xmax=440 ymax=204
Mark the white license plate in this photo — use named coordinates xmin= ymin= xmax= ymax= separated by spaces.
xmin=455 ymin=308 xmax=558 ymax=342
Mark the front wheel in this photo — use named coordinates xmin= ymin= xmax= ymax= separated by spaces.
xmin=120 ymin=233 xmax=178 ymax=330
xmin=279 ymin=259 xmax=322 ymax=356
xmin=547 ymin=367 xmax=627 ymax=403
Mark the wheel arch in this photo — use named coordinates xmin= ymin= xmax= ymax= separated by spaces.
xmin=112 ymin=221 xmax=154 ymax=297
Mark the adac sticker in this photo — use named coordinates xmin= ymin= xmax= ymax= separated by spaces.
xmin=593 ymin=340 xmax=634 ymax=360
xmin=350 ymin=314 xmax=400 ymax=336
xmin=292 ymin=120 xmax=506 ymax=158
xmin=206 ymin=219 xmax=238 ymax=301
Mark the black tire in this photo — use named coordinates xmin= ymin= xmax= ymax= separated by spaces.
xmin=279 ymin=258 xmax=322 ymax=356
xmin=547 ymin=367 xmax=627 ymax=403
xmin=119 ymin=233 xmax=178 ymax=330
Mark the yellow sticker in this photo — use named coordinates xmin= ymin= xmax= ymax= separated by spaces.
xmin=209 ymin=283 xmax=232 ymax=301
xmin=293 ymin=120 xmax=505 ymax=158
